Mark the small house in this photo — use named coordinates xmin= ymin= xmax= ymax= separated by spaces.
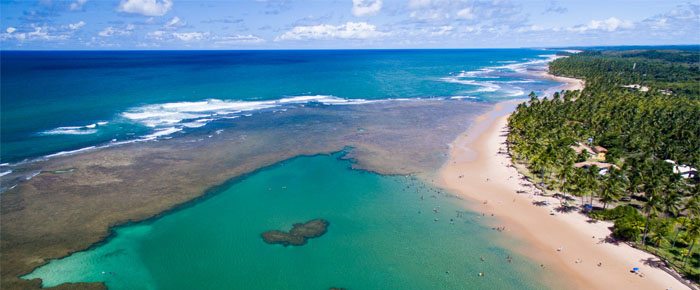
xmin=592 ymin=146 xmax=608 ymax=161
xmin=571 ymin=142 xmax=595 ymax=157
xmin=574 ymin=161 xmax=619 ymax=175
xmin=664 ymin=160 xmax=698 ymax=179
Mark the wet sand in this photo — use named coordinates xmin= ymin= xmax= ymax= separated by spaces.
xmin=437 ymin=102 xmax=693 ymax=290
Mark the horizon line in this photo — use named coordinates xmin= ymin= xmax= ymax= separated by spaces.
xmin=1 ymin=44 xmax=699 ymax=52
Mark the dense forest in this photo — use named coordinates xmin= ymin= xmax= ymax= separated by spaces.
xmin=508 ymin=49 xmax=700 ymax=282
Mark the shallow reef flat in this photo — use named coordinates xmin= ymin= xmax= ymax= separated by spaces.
xmin=0 ymin=99 xmax=489 ymax=289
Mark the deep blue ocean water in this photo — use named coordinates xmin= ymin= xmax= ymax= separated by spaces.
xmin=1 ymin=49 xmax=559 ymax=165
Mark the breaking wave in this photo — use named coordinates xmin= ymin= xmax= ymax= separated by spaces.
xmin=120 ymin=95 xmax=380 ymax=139
xmin=39 ymin=122 xmax=109 ymax=136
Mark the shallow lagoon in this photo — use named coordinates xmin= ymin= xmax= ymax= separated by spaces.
xmin=26 ymin=153 xmax=546 ymax=289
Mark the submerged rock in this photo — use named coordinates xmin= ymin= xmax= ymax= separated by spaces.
xmin=261 ymin=219 xmax=329 ymax=246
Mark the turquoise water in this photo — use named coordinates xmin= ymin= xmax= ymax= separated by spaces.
xmin=25 ymin=153 xmax=546 ymax=289
xmin=1 ymin=49 xmax=559 ymax=163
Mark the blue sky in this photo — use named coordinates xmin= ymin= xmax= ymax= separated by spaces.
xmin=1 ymin=0 xmax=698 ymax=49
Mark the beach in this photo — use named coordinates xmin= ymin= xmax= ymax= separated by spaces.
xmin=537 ymin=56 xmax=585 ymax=94
xmin=5 ymin=49 xmax=689 ymax=289
xmin=437 ymin=101 xmax=694 ymax=290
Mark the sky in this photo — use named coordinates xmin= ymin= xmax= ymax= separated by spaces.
xmin=0 ymin=0 xmax=699 ymax=49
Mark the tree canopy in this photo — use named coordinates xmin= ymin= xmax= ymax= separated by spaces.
xmin=508 ymin=48 xmax=700 ymax=282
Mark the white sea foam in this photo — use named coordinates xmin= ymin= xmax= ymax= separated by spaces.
xmin=0 ymin=170 xmax=12 ymax=177
xmin=120 ymin=95 xmax=382 ymax=139
xmin=45 ymin=146 xmax=98 ymax=158
xmin=449 ymin=96 xmax=477 ymax=100
xmin=506 ymin=89 xmax=526 ymax=97
xmin=491 ymin=54 xmax=558 ymax=73
xmin=25 ymin=171 xmax=40 ymax=181
xmin=39 ymin=120 xmax=109 ymax=136
xmin=562 ymin=49 xmax=582 ymax=54
xmin=40 ymin=126 xmax=98 ymax=135
xmin=441 ymin=77 xmax=501 ymax=92
xmin=441 ymin=54 xmax=559 ymax=98
xmin=141 ymin=127 xmax=183 ymax=140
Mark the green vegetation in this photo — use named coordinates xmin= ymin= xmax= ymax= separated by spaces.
xmin=508 ymin=49 xmax=700 ymax=282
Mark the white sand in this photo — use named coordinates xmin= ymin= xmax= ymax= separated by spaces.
xmin=436 ymin=101 xmax=694 ymax=290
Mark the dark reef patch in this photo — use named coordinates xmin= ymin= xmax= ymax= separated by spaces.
xmin=261 ymin=219 xmax=329 ymax=246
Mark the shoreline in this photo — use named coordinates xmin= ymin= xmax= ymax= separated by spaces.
xmin=436 ymin=100 xmax=693 ymax=289
xmin=539 ymin=69 xmax=585 ymax=94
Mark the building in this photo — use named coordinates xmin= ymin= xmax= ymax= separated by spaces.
xmin=574 ymin=161 xmax=619 ymax=175
xmin=592 ymin=146 xmax=608 ymax=161
xmin=665 ymin=160 xmax=698 ymax=179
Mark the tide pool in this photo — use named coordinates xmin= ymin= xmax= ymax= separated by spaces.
xmin=25 ymin=153 xmax=546 ymax=289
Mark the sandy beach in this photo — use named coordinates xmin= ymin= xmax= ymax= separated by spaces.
xmin=538 ymin=60 xmax=585 ymax=94
xmin=437 ymin=100 xmax=695 ymax=290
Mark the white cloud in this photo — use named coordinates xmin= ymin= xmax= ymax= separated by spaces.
xmin=214 ymin=34 xmax=265 ymax=44
xmin=164 ymin=16 xmax=184 ymax=29
xmin=408 ymin=0 xmax=432 ymax=9
xmin=146 ymin=29 xmax=262 ymax=44
xmin=98 ymin=24 xmax=135 ymax=37
xmin=118 ymin=0 xmax=173 ymax=17
xmin=543 ymin=1 xmax=567 ymax=14
xmin=405 ymin=0 xmax=524 ymax=25
xmin=27 ymin=26 xmax=63 ymax=40
xmin=172 ymin=31 xmax=208 ymax=41
xmin=456 ymin=8 xmax=474 ymax=19
xmin=276 ymin=22 xmax=387 ymax=41
xmin=516 ymin=24 xmax=547 ymax=33
xmin=146 ymin=30 xmax=167 ymax=40
xmin=352 ymin=0 xmax=382 ymax=17
xmin=568 ymin=17 xmax=633 ymax=32
xmin=642 ymin=3 xmax=699 ymax=32
xmin=68 ymin=21 xmax=86 ymax=30
xmin=2 ymin=25 xmax=70 ymax=41
xmin=69 ymin=0 xmax=87 ymax=11
xmin=432 ymin=25 xmax=453 ymax=36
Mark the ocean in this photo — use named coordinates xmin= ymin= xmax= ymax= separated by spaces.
xmin=4 ymin=49 xmax=565 ymax=289
xmin=24 ymin=153 xmax=547 ymax=290
xmin=1 ymin=49 xmax=558 ymax=165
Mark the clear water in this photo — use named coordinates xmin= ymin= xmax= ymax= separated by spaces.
xmin=24 ymin=153 xmax=546 ymax=290
xmin=1 ymin=49 xmax=559 ymax=163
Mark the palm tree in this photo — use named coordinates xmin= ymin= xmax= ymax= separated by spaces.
xmin=599 ymin=182 xmax=618 ymax=209
xmin=584 ymin=166 xmax=600 ymax=206
xmin=642 ymin=193 xmax=661 ymax=246
xmin=661 ymin=191 xmax=683 ymax=218
xmin=672 ymin=217 xmax=689 ymax=249
xmin=648 ymin=222 xmax=669 ymax=247
xmin=685 ymin=195 xmax=700 ymax=218
xmin=683 ymin=218 xmax=700 ymax=267
xmin=600 ymin=169 xmax=625 ymax=209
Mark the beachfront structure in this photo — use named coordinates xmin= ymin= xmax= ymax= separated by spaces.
xmin=574 ymin=161 xmax=619 ymax=175
xmin=664 ymin=160 xmax=698 ymax=179
xmin=592 ymin=146 xmax=608 ymax=161
xmin=571 ymin=142 xmax=607 ymax=161
xmin=571 ymin=142 xmax=595 ymax=156
xmin=621 ymin=84 xmax=650 ymax=92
